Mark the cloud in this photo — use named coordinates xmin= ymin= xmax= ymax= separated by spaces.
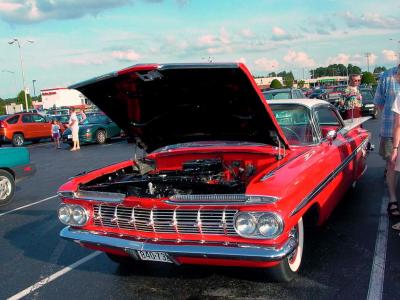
xmin=341 ymin=11 xmax=400 ymax=29
xmin=382 ymin=49 xmax=398 ymax=62
xmin=0 ymin=0 xmax=188 ymax=24
xmin=241 ymin=29 xmax=254 ymax=38
xmin=254 ymin=57 xmax=279 ymax=71
xmin=327 ymin=53 xmax=351 ymax=65
xmin=283 ymin=50 xmax=315 ymax=68
xmin=271 ymin=26 xmax=301 ymax=41
xmin=111 ymin=50 xmax=141 ymax=62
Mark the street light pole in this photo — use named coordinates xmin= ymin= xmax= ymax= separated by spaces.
xmin=32 ymin=79 xmax=36 ymax=97
xmin=8 ymin=38 xmax=34 ymax=112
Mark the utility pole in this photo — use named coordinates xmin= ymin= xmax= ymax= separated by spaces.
xmin=8 ymin=38 xmax=34 ymax=112
xmin=365 ymin=52 xmax=371 ymax=72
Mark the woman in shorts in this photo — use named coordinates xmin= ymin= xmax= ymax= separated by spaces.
xmin=68 ymin=107 xmax=80 ymax=151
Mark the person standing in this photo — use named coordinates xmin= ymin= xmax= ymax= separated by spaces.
xmin=68 ymin=107 xmax=80 ymax=151
xmin=51 ymin=119 xmax=61 ymax=149
xmin=375 ymin=64 xmax=400 ymax=217
xmin=338 ymin=74 xmax=363 ymax=120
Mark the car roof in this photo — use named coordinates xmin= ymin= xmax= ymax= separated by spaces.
xmin=263 ymin=88 xmax=294 ymax=93
xmin=266 ymin=98 xmax=329 ymax=109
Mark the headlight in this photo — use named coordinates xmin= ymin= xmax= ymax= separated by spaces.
xmin=234 ymin=213 xmax=257 ymax=236
xmin=257 ymin=213 xmax=283 ymax=238
xmin=234 ymin=212 xmax=283 ymax=239
xmin=58 ymin=204 xmax=89 ymax=227
xmin=58 ymin=204 xmax=72 ymax=224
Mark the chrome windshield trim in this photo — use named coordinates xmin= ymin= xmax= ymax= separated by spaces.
xmin=60 ymin=227 xmax=297 ymax=262
xmin=166 ymin=194 xmax=280 ymax=205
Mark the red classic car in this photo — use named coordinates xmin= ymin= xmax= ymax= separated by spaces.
xmin=57 ymin=63 xmax=370 ymax=281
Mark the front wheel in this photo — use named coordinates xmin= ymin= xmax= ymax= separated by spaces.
xmin=0 ymin=170 xmax=15 ymax=206
xmin=267 ymin=218 xmax=304 ymax=282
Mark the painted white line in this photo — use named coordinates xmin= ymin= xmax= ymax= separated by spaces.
xmin=366 ymin=194 xmax=389 ymax=300
xmin=0 ymin=195 xmax=57 ymax=218
xmin=7 ymin=251 xmax=101 ymax=300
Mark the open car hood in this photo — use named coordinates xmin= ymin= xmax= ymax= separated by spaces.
xmin=70 ymin=63 xmax=289 ymax=152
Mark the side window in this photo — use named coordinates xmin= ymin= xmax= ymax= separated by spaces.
xmin=6 ymin=115 xmax=19 ymax=124
xmin=314 ymin=106 xmax=343 ymax=138
xmin=21 ymin=114 xmax=32 ymax=123
xmin=32 ymin=114 xmax=46 ymax=123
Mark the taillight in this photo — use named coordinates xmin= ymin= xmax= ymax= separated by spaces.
xmin=0 ymin=121 xmax=7 ymax=128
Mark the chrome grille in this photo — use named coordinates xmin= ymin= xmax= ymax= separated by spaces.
xmin=93 ymin=204 xmax=238 ymax=236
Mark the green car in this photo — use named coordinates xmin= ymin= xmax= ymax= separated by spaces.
xmin=0 ymin=147 xmax=36 ymax=206
xmin=62 ymin=114 xmax=121 ymax=146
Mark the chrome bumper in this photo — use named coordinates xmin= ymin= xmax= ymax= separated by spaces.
xmin=60 ymin=227 xmax=297 ymax=263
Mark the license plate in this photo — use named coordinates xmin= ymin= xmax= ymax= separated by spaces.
xmin=67 ymin=135 xmax=72 ymax=139
xmin=136 ymin=250 xmax=173 ymax=263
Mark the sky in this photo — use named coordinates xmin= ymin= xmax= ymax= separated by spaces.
xmin=0 ymin=0 xmax=399 ymax=98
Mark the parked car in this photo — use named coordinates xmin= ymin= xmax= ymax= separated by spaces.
xmin=0 ymin=112 xmax=52 ymax=146
xmin=308 ymin=88 xmax=328 ymax=100
xmin=327 ymin=85 xmax=347 ymax=103
xmin=0 ymin=147 xmax=35 ymax=206
xmin=49 ymin=114 xmax=70 ymax=133
xmin=360 ymin=87 xmax=378 ymax=119
xmin=262 ymin=88 xmax=305 ymax=100
xmin=62 ymin=113 xmax=121 ymax=146
xmin=57 ymin=63 xmax=370 ymax=282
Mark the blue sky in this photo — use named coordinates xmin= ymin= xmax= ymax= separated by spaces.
xmin=0 ymin=0 xmax=399 ymax=98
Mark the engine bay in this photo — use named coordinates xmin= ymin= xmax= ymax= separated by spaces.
xmin=79 ymin=157 xmax=258 ymax=198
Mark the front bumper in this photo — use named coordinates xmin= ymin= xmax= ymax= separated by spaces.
xmin=60 ymin=227 xmax=297 ymax=263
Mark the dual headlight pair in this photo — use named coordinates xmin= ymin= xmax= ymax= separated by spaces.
xmin=234 ymin=212 xmax=283 ymax=239
xmin=58 ymin=204 xmax=88 ymax=226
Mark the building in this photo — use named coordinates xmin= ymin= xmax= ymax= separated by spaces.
xmin=40 ymin=88 xmax=89 ymax=109
xmin=254 ymin=77 xmax=284 ymax=90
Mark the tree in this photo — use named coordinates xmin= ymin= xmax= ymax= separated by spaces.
xmin=270 ymin=79 xmax=283 ymax=89
xmin=297 ymin=80 xmax=305 ymax=88
xmin=373 ymin=66 xmax=386 ymax=74
xmin=16 ymin=90 xmax=32 ymax=110
xmin=0 ymin=99 xmax=5 ymax=115
xmin=268 ymin=72 xmax=277 ymax=77
xmin=361 ymin=72 xmax=376 ymax=85
xmin=347 ymin=64 xmax=361 ymax=75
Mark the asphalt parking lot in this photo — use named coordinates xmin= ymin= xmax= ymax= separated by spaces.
xmin=1 ymin=121 xmax=400 ymax=300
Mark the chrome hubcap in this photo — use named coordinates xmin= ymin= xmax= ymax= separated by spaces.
xmin=98 ymin=132 xmax=105 ymax=143
xmin=0 ymin=176 xmax=12 ymax=200
xmin=14 ymin=136 xmax=23 ymax=146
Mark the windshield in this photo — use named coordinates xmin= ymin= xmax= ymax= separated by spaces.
xmin=0 ymin=115 xmax=8 ymax=120
xmin=54 ymin=115 xmax=70 ymax=123
xmin=81 ymin=114 xmax=109 ymax=125
xmin=269 ymin=104 xmax=315 ymax=146
xmin=360 ymin=89 xmax=374 ymax=103
xmin=263 ymin=91 xmax=291 ymax=100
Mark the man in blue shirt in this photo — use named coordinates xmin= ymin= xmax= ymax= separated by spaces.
xmin=374 ymin=64 xmax=400 ymax=217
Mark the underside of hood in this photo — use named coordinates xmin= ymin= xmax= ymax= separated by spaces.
xmin=70 ymin=63 xmax=288 ymax=152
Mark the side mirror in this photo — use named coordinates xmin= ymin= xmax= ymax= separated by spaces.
xmin=326 ymin=130 xmax=337 ymax=143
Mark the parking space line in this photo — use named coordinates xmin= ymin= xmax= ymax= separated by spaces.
xmin=0 ymin=195 xmax=57 ymax=218
xmin=7 ymin=251 xmax=101 ymax=300
xmin=366 ymin=194 xmax=389 ymax=300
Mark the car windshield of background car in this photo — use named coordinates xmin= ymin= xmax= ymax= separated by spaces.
xmin=361 ymin=90 xmax=374 ymax=103
xmin=264 ymin=92 xmax=291 ymax=100
xmin=269 ymin=104 xmax=314 ymax=145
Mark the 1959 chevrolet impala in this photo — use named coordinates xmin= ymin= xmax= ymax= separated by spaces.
xmin=57 ymin=63 xmax=370 ymax=281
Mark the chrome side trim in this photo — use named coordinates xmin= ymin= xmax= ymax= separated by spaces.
xmin=60 ymin=227 xmax=297 ymax=262
xmin=290 ymin=138 xmax=369 ymax=216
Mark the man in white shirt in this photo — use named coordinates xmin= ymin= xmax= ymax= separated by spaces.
xmin=68 ymin=107 xmax=80 ymax=151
